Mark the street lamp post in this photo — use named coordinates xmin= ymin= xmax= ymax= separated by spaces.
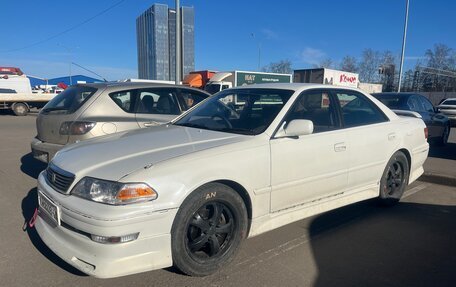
xmin=250 ymin=33 xmax=261 ymax=71
xmin=175 ymin=0 xmax=181 ymax=85
xmin=398 ymin=0 xmax=409 ymax=92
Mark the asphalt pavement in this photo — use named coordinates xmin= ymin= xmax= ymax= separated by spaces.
xmin=1 ymin=113 xmax=455 ymax=287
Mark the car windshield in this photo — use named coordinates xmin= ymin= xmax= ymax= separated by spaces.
xmin=41 ymin=86 xmax=98 ymax=114
xmin=373 ymin=94 xmax=405 ymax=109
xmin=174 ymin=88 xmax=294 ymax=135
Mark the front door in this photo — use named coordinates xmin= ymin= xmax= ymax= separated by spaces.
xmin=270 ymin=89 xmax=348 ymax=212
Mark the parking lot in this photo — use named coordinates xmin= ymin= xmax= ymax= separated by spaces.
xmin=1 ymin=112 xmax=455 ymax=287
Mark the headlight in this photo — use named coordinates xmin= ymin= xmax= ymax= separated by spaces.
xmin=60 ymin=121 xmax=96 ymax=135
xmin=71 ymin=177 xmax=158 ymax=205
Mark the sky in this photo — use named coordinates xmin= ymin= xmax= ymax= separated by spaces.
xmin=0 ymin=0 xmax=455 ymax=80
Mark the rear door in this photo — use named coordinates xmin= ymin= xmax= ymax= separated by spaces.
xmin=135 ymin=88 xmax=181 ymax=127
xmin=333 ymin=89 xmax=393 ymax=189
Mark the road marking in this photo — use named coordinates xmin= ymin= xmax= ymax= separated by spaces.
xmin=403 ymin=183 xmax=430 ymax=198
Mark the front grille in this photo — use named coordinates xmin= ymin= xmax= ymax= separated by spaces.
xmin=46 ymin=163 xmax=75 ymax=193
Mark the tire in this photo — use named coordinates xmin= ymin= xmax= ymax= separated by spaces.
xmin=437 ymin=124 xmax=450 ymax=146
xmin=378 ymin=151 xmax=409 ymax=206
xmin=171 ymin=183 xmax=248 ymax=276
xmin=12 ymin=103 xmax=29 ymax=116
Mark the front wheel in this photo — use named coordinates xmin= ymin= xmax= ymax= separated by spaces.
xmin=378 ymin=151 xmax=409 ymax=206
xmin=12 ymin=103 xmax=29 ymax=116
xmin=171 ymin=183 xmax=248 ymax=276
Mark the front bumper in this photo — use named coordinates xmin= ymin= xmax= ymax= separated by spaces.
xmin=35 ymin=172 xmax=177 ymax=278
xmin=31 ymin=137 xmax=64 ymax=163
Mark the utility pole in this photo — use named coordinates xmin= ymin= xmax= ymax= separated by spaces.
xmin=398 ymin=0 xmax=409 ymax=92
xmin=58 ymin=43 xmax=73 ymax=85
xmin=175 ymin=0 xmax=181 ymax=85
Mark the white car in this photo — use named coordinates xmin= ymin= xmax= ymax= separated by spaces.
xmin=437 ymin=98 xmax=456 ymax=127
xmin=35 ymin=83 xmax=429 ymax=278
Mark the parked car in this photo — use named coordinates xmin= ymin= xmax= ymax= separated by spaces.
xmin=437 ymin=98 xmax=456 ymax=127
xmin=31 ymin=82 xmax=210 ymax=162
xmin=35 ymin=83 xmax=429 ymax=278
xmin=373 ymin=92 xmax=451 ymax=145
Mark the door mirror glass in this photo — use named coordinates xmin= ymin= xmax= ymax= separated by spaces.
xmin=276 ymin=119 xmax=314 ymax=138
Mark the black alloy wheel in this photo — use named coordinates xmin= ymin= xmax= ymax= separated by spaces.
xmin=171 ymin=183 xmax=248 ymax=276
xmin=379 ymin=151 xmax=409 ymax=206
xmin=186 ymin=201 xmax=235 ymax=261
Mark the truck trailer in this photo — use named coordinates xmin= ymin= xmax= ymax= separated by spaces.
xmin=204 ymin=70 xmax=292 ymax=94
xmin=293 ymin=68 xmax=359 ymax=88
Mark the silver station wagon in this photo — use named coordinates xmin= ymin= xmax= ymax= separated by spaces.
xmin=31 ymin=82 xmax=210 ymax=162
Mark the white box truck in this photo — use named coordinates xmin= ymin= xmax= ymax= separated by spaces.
xmin=0 ymin=67 xmax=58 ymax=116
xmin=204 ymin=70 xmax=292 ymax=94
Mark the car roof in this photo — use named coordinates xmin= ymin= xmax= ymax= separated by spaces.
xmin=73 ymin=81 xmax=211 ymax=95
xmin=229 ymin=83 xmax=363 ymax=92
xmin=372 ymin=92 xmax=419 ymax=97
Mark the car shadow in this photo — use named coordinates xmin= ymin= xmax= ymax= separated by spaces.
xmin=428 ymin=142 xmax=456 ymax=160
xmin=20 ymin=152 xmax=47 ymax=179
xmin=309 ymin=200 xmax=456 ymax=286
xmin=21 ymin=188 xmax=87 ymax=276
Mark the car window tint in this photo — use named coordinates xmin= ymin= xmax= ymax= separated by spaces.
xmin=418 ymin=96 xmax=434 ymax=113
xmin=336 ymin=91 xmax=388 ymax=128
xmin=442 ymin=99 xmax=456 ymax=105
xmin=285 ymin=91 xmax=339 ymax=133
xmin=136 ymin=89 xmax=180 ymax=115
xmin=180 ymin=90 xmax=208 ymax=110
xmin=407 ymin=96 xmax=421 ymax=111
xmin=110 ymin=90 xmax=135 ymax=113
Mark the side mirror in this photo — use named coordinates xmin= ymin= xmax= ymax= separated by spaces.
xmin=276 ymin=119 xmax=314 ymax=138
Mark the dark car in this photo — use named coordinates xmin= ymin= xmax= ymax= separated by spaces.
xmin=373 ymin=92 xmax=450 ymax=145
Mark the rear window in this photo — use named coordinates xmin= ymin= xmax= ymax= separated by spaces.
xmin=442 ymin=99 xmax=456 ymax=105
xmin=42 ymin=86 xmax=97 ymax=114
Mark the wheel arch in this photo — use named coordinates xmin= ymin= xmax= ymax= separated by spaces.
xmin=397 ymin=148 xmax=412 ymax=183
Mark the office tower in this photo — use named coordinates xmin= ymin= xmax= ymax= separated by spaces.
xmin=137 ymin=4 xmax=194 ymax=81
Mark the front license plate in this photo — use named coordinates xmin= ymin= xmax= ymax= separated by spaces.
xmin=38 ymin=190 xmax=60 ymax=225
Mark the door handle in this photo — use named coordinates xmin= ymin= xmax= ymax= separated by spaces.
xmin=334 ymin=142 xmax=346 ymax=152
xmin=144 ymin=121 xmax=160 ymax=127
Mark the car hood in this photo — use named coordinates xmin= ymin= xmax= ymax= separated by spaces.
xmin=51 ymin=124 xmax=247 ymax=181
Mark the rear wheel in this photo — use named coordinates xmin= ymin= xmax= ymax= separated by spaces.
xmin=171 ymin=183 xmax=248 ymax=276
xmin=378 ymin=151 xmax=409 ymax=206
xmin=12 ymin=103 xmax=29 ymax=116
xmin=437 ymin=124 xmax=450 ymax=146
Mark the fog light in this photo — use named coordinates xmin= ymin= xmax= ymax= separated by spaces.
xmin=90 ymin=232 xmax=139 ymax=244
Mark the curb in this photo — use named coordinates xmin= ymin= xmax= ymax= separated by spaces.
xmin=419 ymin=172 xmax=456 ymax=187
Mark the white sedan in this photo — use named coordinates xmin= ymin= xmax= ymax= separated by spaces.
xmin=35 ymin=83 xmax=429 ymax=278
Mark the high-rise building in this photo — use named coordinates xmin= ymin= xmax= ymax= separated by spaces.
xmin=136 ymin=4 xmax=194 ymax=81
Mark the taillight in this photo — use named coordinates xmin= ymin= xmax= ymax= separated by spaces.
xmin=59 ymin=121 xmax=96 ymax=135
xmin=424 ymin=127 xmax=428 ymax=139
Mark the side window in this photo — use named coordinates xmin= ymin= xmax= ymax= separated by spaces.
xmin=179 ymin=90 xmax=208 ymax=110
xmin=285 ymin=90 xmax=339 ymax=133
xmin=335 ymin=91 xmax=388 ymax=128
xmin=110 ymin=90 xmax=135 ymax=113
xmin=136 ymin=89 xmax=180 ymax=115
xmin=418 ymin=96 xmax=434 ymax=113
xmin=407 ymin=96 xmax=420 ymax=111
xmin=222 ymin=85 xmax=230 ymax=90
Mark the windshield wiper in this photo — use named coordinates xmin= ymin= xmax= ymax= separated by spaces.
xmin=42 ymin=107 xmax=69 ymax=113
xmin=214 ymin=128 xmax=254 ymax=135
xmin=174 ymin=122 xmax=207 ymax=129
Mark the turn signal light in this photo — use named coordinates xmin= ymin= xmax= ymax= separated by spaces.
xmin=91 ymin=232 xmax=139 ymax=244
xmin=116 ymin=184 xmax=158 ymax=203
xmin=424 ymin=127 xmax=428 ymax=139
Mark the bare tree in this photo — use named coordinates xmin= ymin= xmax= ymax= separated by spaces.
xmin=339 ymin=56 xmax=358 ymax=73
xmin=315 ymin=58 xmax=333 ymax=69
xmin=262 ymin=59 xmax=292 ymax=74
xmin=358 ymin=49 xmax=381 ymax=83
xmin=379 ymin=50 xmax=397 ymax=91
